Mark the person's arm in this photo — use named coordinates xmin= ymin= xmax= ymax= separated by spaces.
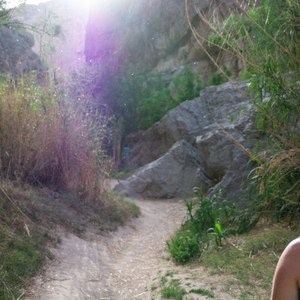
xmin=271 ymin=238 xmax=300 ymax=300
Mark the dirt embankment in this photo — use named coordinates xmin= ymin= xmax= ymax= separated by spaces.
xmin=24 ymin=197 xmax=235 ymax=300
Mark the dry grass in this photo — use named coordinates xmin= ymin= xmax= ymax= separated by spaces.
xmin=0 ymin=75 xmax=110 ymax=201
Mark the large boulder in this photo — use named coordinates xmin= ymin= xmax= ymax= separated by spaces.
xmin=115 ymin=140 xmax=213 ymax=198
xmin=117 ymin=81 xmax=259 ymax=202
xmin=125 ymin=81 xmax=254 ymax=169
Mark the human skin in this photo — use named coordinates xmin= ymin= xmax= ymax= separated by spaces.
xmin=271 ymin=237 xmax=300 ymax=300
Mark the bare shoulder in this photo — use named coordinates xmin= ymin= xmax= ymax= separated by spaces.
xmin=283 ymin=237 xmax=300 ymax=283
xmin=285 ymin=237 xmax=300 ymax=254
xmin=271 ymin=237 xmax=300 ymax=299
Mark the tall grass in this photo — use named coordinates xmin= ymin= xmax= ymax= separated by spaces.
xmin=0 ymin=74 xmax=111 ymax=201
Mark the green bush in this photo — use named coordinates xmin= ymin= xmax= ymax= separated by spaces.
xmin=167 ymin=229 xmax=201 ymax=263
xmin=167 ymin=189 xmax=259 ymax=263
xmin=120 ymin=66 xmax=204 ymax=132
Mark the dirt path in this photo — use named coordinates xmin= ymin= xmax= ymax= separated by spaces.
xmin=24 ymin=198 xmax=235 ymax=300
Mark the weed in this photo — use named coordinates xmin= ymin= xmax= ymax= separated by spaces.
xmin=160 ymin=279 xmax=186 ymax=300
xmin=189 ymin=287 xmax=215 ymax=298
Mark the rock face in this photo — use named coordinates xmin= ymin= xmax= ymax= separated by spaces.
xmin=85 ymin=0 xmax=242 ymax=79
xmin=116 ymin=81 xmax=258 ymax=203
xmin=0 ymin=25 xmax=45 ymax=79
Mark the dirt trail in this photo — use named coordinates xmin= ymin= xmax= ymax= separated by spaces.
xmin=24 ymin=197 xmax=235 ymax=300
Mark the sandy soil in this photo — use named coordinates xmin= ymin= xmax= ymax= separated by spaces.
xmin=24 ymin=197 xmax=236 ymax=300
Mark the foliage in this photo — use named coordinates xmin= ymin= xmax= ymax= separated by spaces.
xmin=120 ymin=66 xmax=204 ymax=133
xmin=167 ymin=188 xmax=259 ymax=263
xmin=73 ymin=62 xmax=205 ymax=138
xmin=208 ymin=66 xmax=232 ymax=86
xmin=167 ymin=227 xmax=201 ymax=264
xmin=204 ymin=0 xmax=300 ymax=222
xmin=32 ymin=10 xmax=63 ymax=61
xmin=170 ymin=66 xmax=204 ymax=105
xmin=151 ymin=270 xmax=216 ymax=300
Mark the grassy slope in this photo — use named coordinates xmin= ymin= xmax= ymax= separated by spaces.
xmin=200 ymin=224 xmax=299 ymax=299
xmin=0 ymin=180 xmax=140 ymax=299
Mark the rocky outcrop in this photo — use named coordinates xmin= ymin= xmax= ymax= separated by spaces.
xmin=0 ymin=25 xmax=45 ymax=79
xmin=116 ymin=81 xmax=259 ymax=203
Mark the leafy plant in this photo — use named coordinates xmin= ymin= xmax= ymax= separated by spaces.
xmin=208 ymin=220 xmax=224 ymax=248
xmin=167 ymin=228 xmax=201 ymax=263
xmin=171 ymin=66 xmax=204 ymax=104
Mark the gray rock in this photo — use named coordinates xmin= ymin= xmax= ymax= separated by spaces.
xmin=115 ymin=140 xmax=213 ymax=198
xmin=117 ymin=81 xmax=259 ymax=202
xmin=125 ymin=81 xmax=253 ymax=168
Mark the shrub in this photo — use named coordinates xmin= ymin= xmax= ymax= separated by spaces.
xmin=167 ymin=229 xmax=201 ymax=263
xmin=167 ymin=188 xmax=259 ymax=263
